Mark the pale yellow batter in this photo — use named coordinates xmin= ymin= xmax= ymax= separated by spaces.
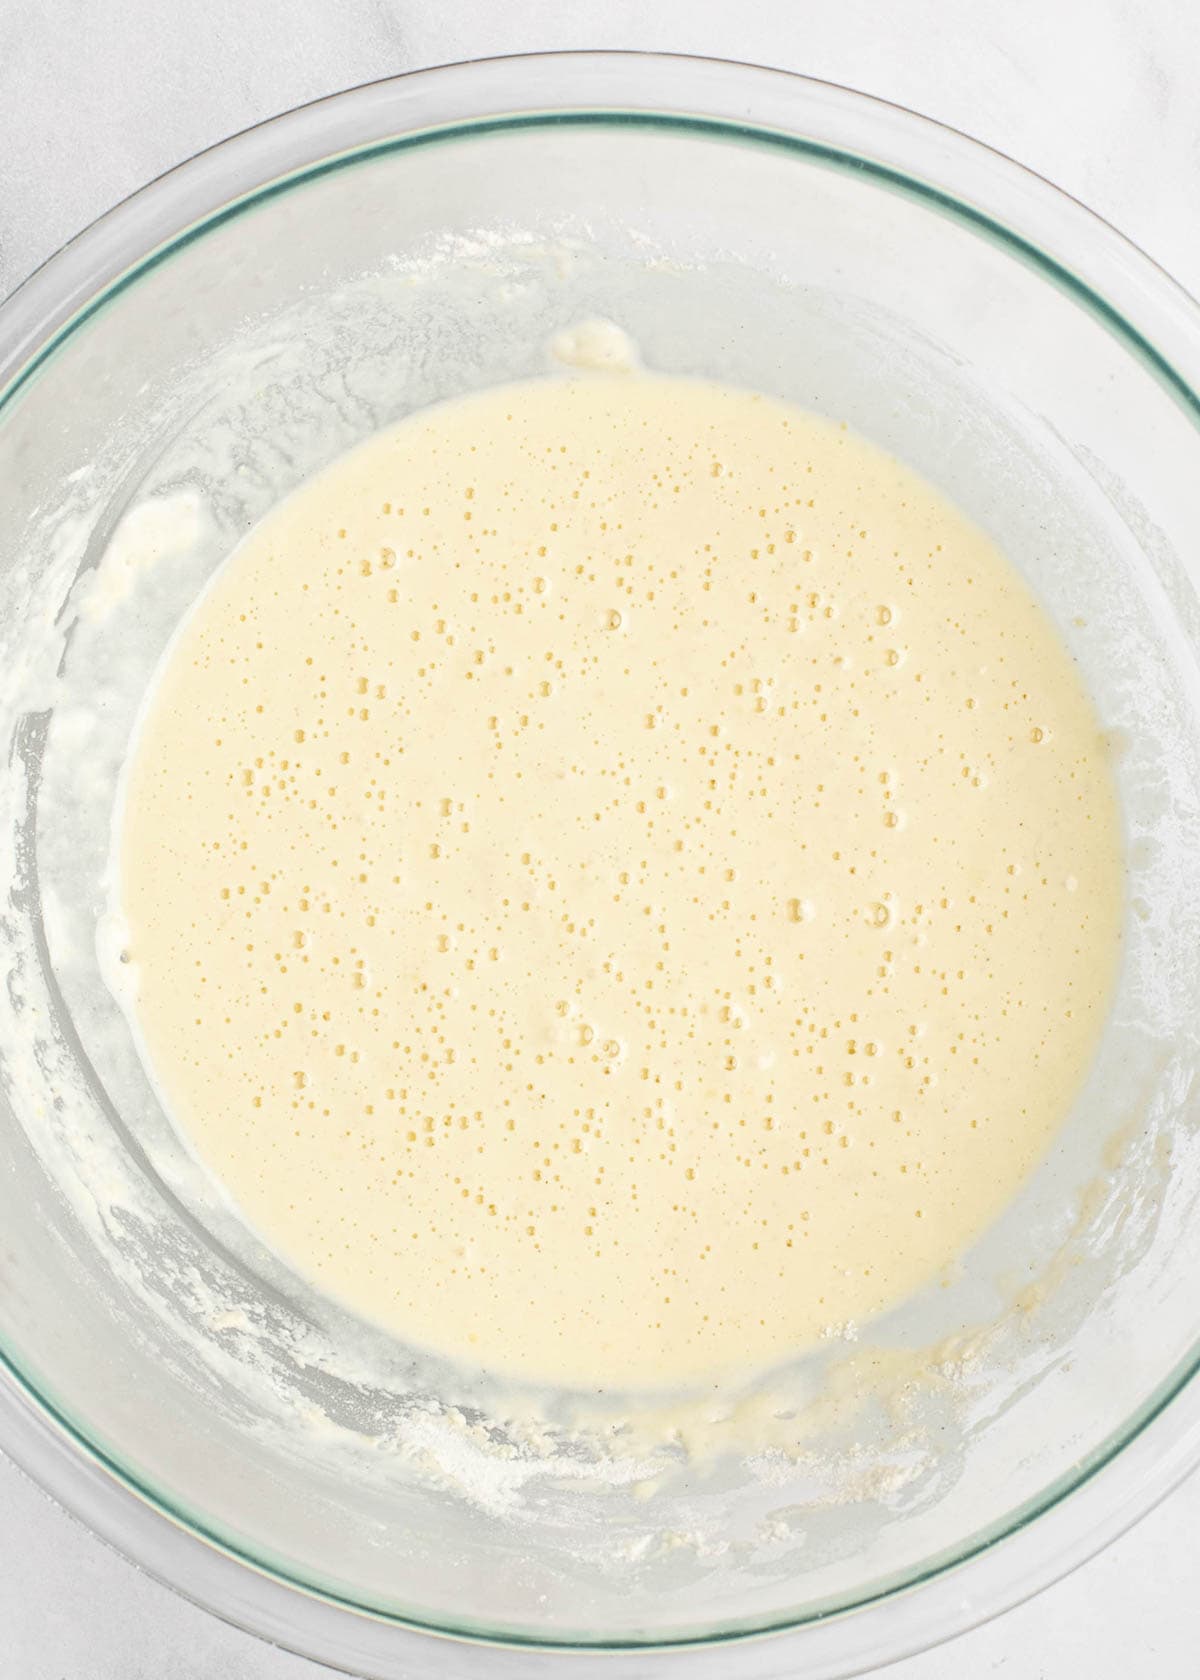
xmin=119 ymin=375 xmax=1122 ymax=1389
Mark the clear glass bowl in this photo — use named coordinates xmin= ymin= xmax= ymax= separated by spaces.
xmin=2 ymin=52 xmax=1200 ymax=1680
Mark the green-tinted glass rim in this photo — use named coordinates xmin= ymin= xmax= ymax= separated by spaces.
xmin=2 ymin=76 xmax=1199 ymax=1658
xmin=3 ymin=1328 xmax=1200 ymax=1651
xmin=4 ymin=108 xmax=1200 ymax=432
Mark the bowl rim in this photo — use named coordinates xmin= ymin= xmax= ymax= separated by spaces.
xmin=3 ymin=47 xmax=1200 ymax=1679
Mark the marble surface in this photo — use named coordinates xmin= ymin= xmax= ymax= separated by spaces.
xmin=2 ymin=2 xmax=1199 ymax=1674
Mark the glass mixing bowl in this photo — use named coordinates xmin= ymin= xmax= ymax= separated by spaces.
xmin=2 ymin=52 xmax=1200 ymax=1680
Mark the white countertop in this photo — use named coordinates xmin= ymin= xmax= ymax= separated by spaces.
xmin=3 ymin=2 xmax=1199 ymax=1674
